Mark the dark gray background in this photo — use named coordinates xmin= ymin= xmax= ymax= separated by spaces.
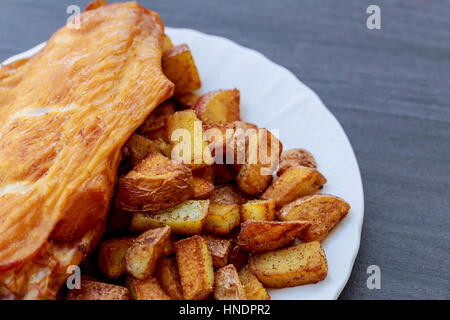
xmin=0 ymin=0 xmax=448 ymax=299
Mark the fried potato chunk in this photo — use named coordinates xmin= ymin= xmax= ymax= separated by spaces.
xmin=278 ymin=194 xmax=350 ymax=241
xmin=277 ymin=148 xmax=317 ymax=176
xmin=201 ymin=233 xmax=233 ymax=268
xmin=162 ymin=44 xmax=201 ymax=94
xmin=167 ymin=110 xmax=214 ymax=169
xmin=138 ymin=100 xmax=176 ymax=137
xmin=191 ymin=176 xmax=215 ymax=200
xmin=238 ymin=220 xmax=309 ymax=252
xmin=174 ymin=92 xmax=200 ymax=109
xmin=193 ymin=89 xmax=241 ymax=125
xmin=175 ymin=235 xmax=214 ymax=300
xmin=126 ymin=276 xmax=171 ymax=300
xmin=130 ymin=200 xmax=209 ymax=235
xmin=124 ymin=226 xmax=171 ymax=279
xmin=98 ymin=237 xmax=134 ymax=279
xmin=249 ymin=242 xmax=328 ymax=288
xmin=241 ymin=199 xmax=276 ymax=222
xmin=236 ymin=129 xmax=282 ymax=196
xmin=67 ymin=280 xmax=130 ymax=300
xmin=203 ymin=203 xmax=240 ymax=235
xmin=229 ymin=245 xmax=248 ymax=271
xmin=214 ymin=264 xmax=247 ymax=300
xmin=156 ymin=257 xmax=183 ymax=300
xmin=261 ymin=166 xmax=326 ymax=207
xmin=116 ymin=152 xmax=193 ymax=212
xmin=238 ymin=265 xmax=270 ymax=300
xmin=123 ymin=133 xmax=162 ymax=167
xmin=209 ymin=184 xmax=247 ymax=204
xmin=162 ymin=236 xmax=176 ymax=256
xmin=162 ymin=34 xmax=174 ymax=55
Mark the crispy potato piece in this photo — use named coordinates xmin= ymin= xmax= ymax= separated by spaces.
xmin=107 ymin=205 xmax=131 ymax=233
xmin=116 ymin=152 xmax=193 ymax=212
xmin=175 ymin=235 xmax=214 ymax=300
xmin=278 ymin=194 xmax=350 ymax=241
xmin=261 ymin=166 xmax=327 ymax=207
xmin=241 ymin=199 xmax=275 ymax=222
xmin=249 ymin=241 xmax=328 ymax=288
xmin=174 ymin=92 xmax=200 ymax=109
xmin=123 ymin=133 xmax=162 ymax=167
xmin=162 ymin=44 xmax=201 ymax=95
xmin=144 ymin=126 xmax=169 ymax=142
xmin=214 ymin=265 xmax=247 ymax=300
xmin=162 ymin=236 xmax=176 ymax=256
xmin=236 ymin=129 xmax=282 ymax=196
xmin=166 ymin=110 xmax=214 ymax=170
xmin=238 ymin=220 xmax=309 ymax=252
xmin=201 ymin=233 xmax=233 ymax=268
xmin=152 ymin=137 xmax=172 ymax=157
xmin=193 ymin=89 xmax=240 ymax=125
xmin=203 ymin=203 xmax=240 ymax=235
xmin=238 ymin=265 xmax=270 ymax=300
xmin=162 ymin=34 xmax=174 ymax=55
xmin=138 ymin=101 xmax=176 ymax=136
xmin=126 ymin=276 xmax=171 ymax=300
xmin=67 ymin=280 xmax=130 ymax=300
xmin=229 ymin=245 xmax=248 ymax=271
xmin=277 ymin=148 xmax=317 ymax=175
xmin=124 ymin=226 xmax=171 ymax=279
xmin=193 ymin=165 xmax=216 ymax=184
xmin=156 ymin=257 xmax=183 ymax=300
xmin=130 ymin=200 xmax=209 ymax=235
xmin=191 ymin=176 xmax=215 ymax=200
xmin=98 ymin=237 xmax=134 ymax=279
xmin=209 ymin=184 xmax=247 ymax=205
xmin=85 ymin=0 xmax=107 ymax=11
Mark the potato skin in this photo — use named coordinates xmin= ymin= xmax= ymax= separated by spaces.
xmin=249 ymin=242 xmax=328 ymax=288
xmin=124 ymin=226 xmax=171 ymax=279
xmin=261 ymin=166 xmax=326 ymax=207
xmin=209 ymin=184 xmax=247 ymax=205
xmin=229 ymin=245 xmax=248 ymax=271
xmin=116 ymin=152 xmax=193 ymax=212
xmin=162 ymin=44 xmax=201 ymax=95
xmin=98 ymin=237 xmax=134 ymax=279
xmin=175 ymin=235 xmax=214 ymax=300
xmin=238 ymin=265 xmax=270 ymax=300
xmin=278 ymin=194 xmax=350 ymax=241
xmin=277 ymin=148 xmax=317 ymax=176
xmin=237 ymin=220 xmax=309 ymax=253
xmin=130 ymin=200 xmax=209 ymax=235
xmin=214 ymin=264 xmax=247 ymax=300
xmin=191 ymin=176 xmax=215 ymax=200
xmin=67 ymin=280 xmax=130 ymax=300
xmin=201 ymin=233 xmax=233 ymax=268
xmin=126 ymin=276 xmax=171 ymax=300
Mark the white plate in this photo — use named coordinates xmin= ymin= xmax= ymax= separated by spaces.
xmin=1 ymin=27 xmax=364 ymax=300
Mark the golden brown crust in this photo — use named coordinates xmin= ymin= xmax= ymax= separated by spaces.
xmin=67 ymin=280 xmax=130 ymax=300
xmin=214 ymin=264 xmax=247 ymax=300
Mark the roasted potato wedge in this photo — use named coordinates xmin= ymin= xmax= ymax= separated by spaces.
xmin=152 ymin=137 xmax=172 ymax=158
xmin=238 ymin=220 xmax=309 ymax=252
xmin=126 ymin=276 xmax=171 ymax=300
xmin=124 ymin=226 xmax=171 ymax=279
xmin=98 ymin=237 xmax=134 ymax=279
xmin=162 ymin=44 xmax=201 ymax=95
xmin=138 ymin=101 xmax=176 ymax=137
xmin=278 ymin=194 xmax=350 ymax=241
xmin=241 ymin=199 xmax=276 ymax=222
xmin=203 ymin=203 xmax=240 ymax=235
xmin=156 ymin=257 xmax=183 ymax=300
xmin=236 ymin=128 xmax=282 ymax=196
xmin=162 ymin=236 xmax=176 ymax=256
xmin=193 ymin=165 xmax=216 ymax=184
xmin=116 ymin=152 xmax=193 ymax=212
xmin=167 ymin=110 xmax=214 ymax=169
xmin=238 ymin=265 xmax=270 ymax=300
xmin=175 ymin=235 xmax=214 ymax=300
xmin=201 ymin=233 xmax=233 ymax=268
xmin=249 ymin=241 xmax=328 ymax=288
xmin=229 ymin=245 xmax=248 ymax=271
xmin=214 ymin=264 xmax=247 ymax=300
xmin=209 ymin=184 xmax=247 ymax=205
xmin=123 ymin=133 xmax=162 ymax=167
xmin=130 ymin=200 xmax=209 ymax=235
xmin=191 ymin=176 xmax=215 ymax=200
xmin=277 ymin=148 xmax=317 ymax=175
xmin=193 ymin=89 xmax=240 ymax=125
xmin=174 ymin=92 xmax=200 ymax=109
xmin=162 ymin=34 xmax=174 ymax=55
xmin=261 ymin=166 xmax=327 ymax=207
xmin=67 ymin=280 xmax=130 ymax=300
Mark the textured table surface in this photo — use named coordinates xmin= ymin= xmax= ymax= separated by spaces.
xmin=0 ymin=0 xmax=449 ymax=299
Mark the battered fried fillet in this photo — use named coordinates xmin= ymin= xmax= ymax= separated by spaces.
xmin=0 ymin=2 xmax=173 ymax=299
